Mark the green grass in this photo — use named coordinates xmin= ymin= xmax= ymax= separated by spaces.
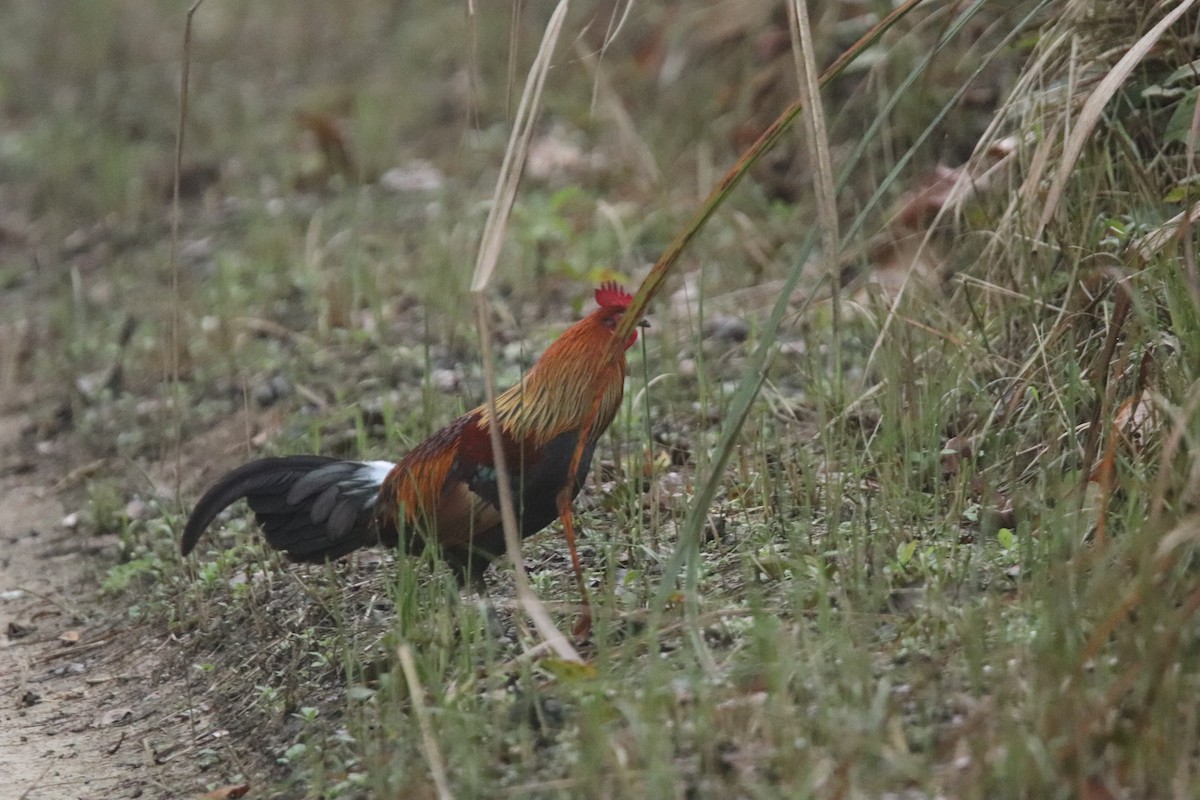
xmin=5 ymin=1 xmax=1200 ymax=797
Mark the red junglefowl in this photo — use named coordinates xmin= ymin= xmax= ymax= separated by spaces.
xmin=181 ymin=282 xmax=646 ymax=624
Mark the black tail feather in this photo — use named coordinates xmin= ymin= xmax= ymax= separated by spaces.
xmin=181 ymin=456 xmax=393 ymax=563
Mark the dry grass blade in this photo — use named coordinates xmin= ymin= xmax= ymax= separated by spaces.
xmin=398 ymin=643 xmax=455 ymax=800
xmin=465 ymin=0 xmax=581 ymax=663
xmin=169 ymin=0 xmax=204 ymax=508
xmin=473 ymin=297 xmax=580 ymax=663
xmin=1132 ymin=200 xmax=1200 ymax=263
xmin=1147 ymin=379 xmax=1200 ymax=528
xmin=470 ymin=0 xmax=568 ymax=292
xmin=1077 ymin=378 xmax=1200 ymax=668
xmin=575 ymin=40 xmax=659 ymax=185
xmin=1036 ymin=0 xmax=1199 ymax=239
xmin=787 ymin=0 xmax=841 ymax=378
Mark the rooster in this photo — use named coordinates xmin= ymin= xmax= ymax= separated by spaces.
xmin=181 ymin=282 xmax=645 ymax=623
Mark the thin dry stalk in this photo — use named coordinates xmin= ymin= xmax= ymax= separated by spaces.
xmin=470 ymin=0 xmax=568 ymax=292
xmin=465 ymin=0 xmax=581 ymax=662
xmin=787 ymin=0 xmax=841 ymax=380
xmin=398 ymin=643 xmax=455 ymax=800
xmin=575 ymin=40 xmax=659 ymax=185
xmin=1184 ymin=64 xmax=1200 ymax=307
xmin=473 ymin=297 xmax=580 ymax=663
xmin=170 ymin=0 xmax=204 ymax=507
xmin=171 ymin=3 xmax=205 ymax=751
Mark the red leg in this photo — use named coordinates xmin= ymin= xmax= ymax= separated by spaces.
xmin=558 ymin=490 xmax=592 ymax=638
xmin=560 ymin=401 xmax=604 ymax=639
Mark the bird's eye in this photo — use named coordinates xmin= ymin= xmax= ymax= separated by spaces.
xmin=603 ymin=316 xmax=617 ymax=329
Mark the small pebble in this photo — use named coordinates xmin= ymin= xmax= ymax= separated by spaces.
xmin=430 ymin=368 xmax=460 ymax=393
xmin=703 ymin=315 xmax=750 ymax=343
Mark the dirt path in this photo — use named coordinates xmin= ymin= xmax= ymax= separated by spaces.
xmin=0 ymin=413 xmax=213 ymax=800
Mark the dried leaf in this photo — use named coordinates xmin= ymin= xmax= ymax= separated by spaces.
xmin=895 ymin=164 xmax=966 ymax=231
xmin=1154 ymin=513 xmax=1200 ymax=561
xmin=198 ymin=784 xmax=251 ymax=800
xmin=1131 ymin=199 xmax=1200 ymax=263
xmin=295 ymin=110 xmax=355 ymax=180
xmin=1113 ymin=393 xmax=1159 ymax=453
xmin=1080 ymin=777 xmax=1117 ymax=800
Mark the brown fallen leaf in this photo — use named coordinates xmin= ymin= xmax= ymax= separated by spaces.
xmin=295 ymin=109 xmax=355 ymax=186
xmin=1113 ymin=393 xmax=1158 ymax=453
xmin=199 ymin=784 xmax=251 ymax=800
xmin=896 ymin=164 xmax=966 ymax=231
xmin=1080 ymin=777 xmax=1117 ymax=800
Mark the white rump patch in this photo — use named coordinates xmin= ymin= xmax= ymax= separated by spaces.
xmin=361 ymin=460 xmax=395 ymax=484
xmin=356 ymin=460 xmax=396 ymax=509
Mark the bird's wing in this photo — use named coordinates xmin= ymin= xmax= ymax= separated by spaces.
xmin=382 ymin=412 xmax=505 ymax=543
xmin=428 ymin=480 xmax=503 ymax=550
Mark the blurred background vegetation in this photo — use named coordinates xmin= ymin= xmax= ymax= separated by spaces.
xmin=4 ymin=0 xmax=1200 ymax=797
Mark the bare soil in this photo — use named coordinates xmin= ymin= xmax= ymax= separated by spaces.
xmin=0 ymin=412 xmax=214 ymax=800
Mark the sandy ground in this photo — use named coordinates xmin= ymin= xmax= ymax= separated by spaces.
xmin=0 ymin=413 xmax=215 ymax=800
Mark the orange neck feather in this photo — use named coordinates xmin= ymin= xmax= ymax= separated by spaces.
xmin=482 ymin=308 xmax=631 ymax=447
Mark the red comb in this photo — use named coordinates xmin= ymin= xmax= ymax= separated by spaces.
xmin=595 ymin=281 xmax=633 ymax=309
